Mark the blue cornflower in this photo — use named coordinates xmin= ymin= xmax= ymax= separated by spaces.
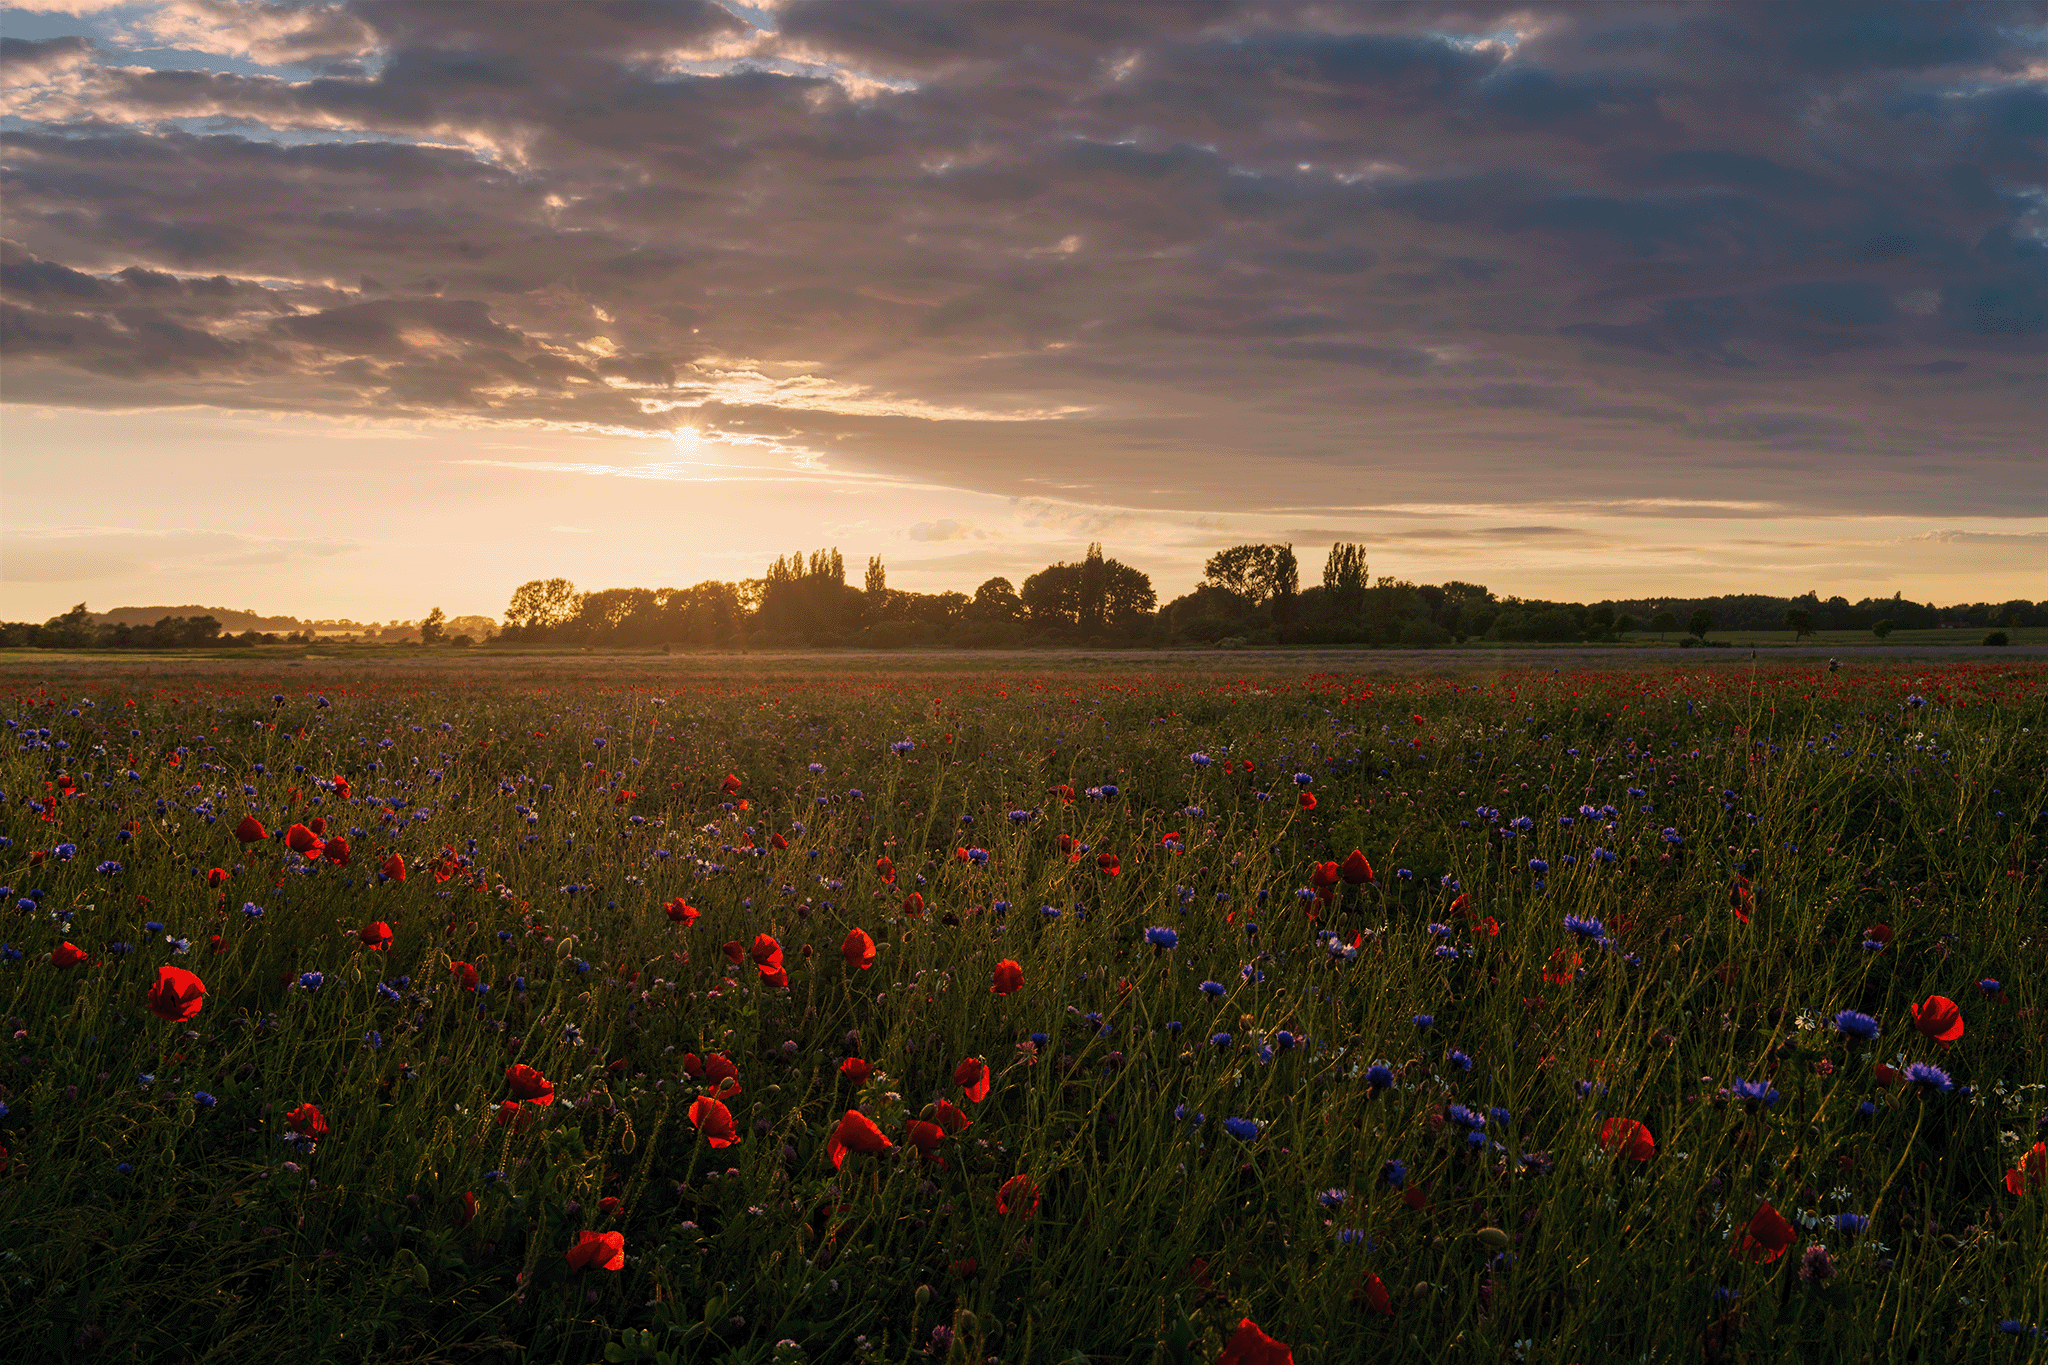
xmin=298 ymin=972 xmax=324 ymax=992
xmin=1996 ymin=1322 xmax=2041 ymax=1338
xmin=1240 ymin=964 xmax=1265 ymax=984
xmin=1145 ymin=926 xmax=1179 ymax=949
xmin=1319 ymin=1188 xmax=1347 ymax=1208
xmin=143 ymin=921 xmax=164 ymax=934
xmin=1832 ymin=1010 xmax=1881 ymax=1040
xmin=1857 ymin=1101 xmax=1877 ymax=1117
xmin=1528 ymin=858 xmax=1549 ymax=875
xmin=1007 ymin=809 xmax=1032 ymax=823
xmin=1833 ymin=1214 xmax=1869 ymax=1234
xmin=1292 ymin=772 xmax=1312 ymax=786
xmin=1211 ymin=1032 xmax=1233 ymax=1048
xmin=1563 ymin=915 xmax=1604 ymax=939
xmin=1427 ymin=923 xmax=1451 ymax=936
xmin=1434 ymin=946 xmax=1460 ymax=960
xmin=1198 ymin=980 xmax=1226 ymax=997
xmin=1381 ymin=1158 xmax=1407 ymax=1188
xmin=1173 ymin=1104 xmax=1203 ymax=1125
xmin=1490 ymin=1106 xmax=1512 ymax=1125
xmin=363 ymin=1030 xmax=383 ymax=1050
xmin=1906 ymin=1062 xmax=1953 ymax=1094
xmin=1447 ymin=1104 xmax=1485 ymax=1130
xmin=376 ymin=981 xmax=401 ymax=1003
xmin=1448 ymin=1049 xmax=1474 ymax=1072
xmin=1364 ymin=1064 xmax=1394 ymax=1091
xmin=1222 ymin=1117 xmax=1260 ymax=1141
xmin=194 ymin=1091 xmax=217 ymax=1109
xmin=242 ymin=902 xmax=265 ymax=919
xmin=1338 ymin=1228 xmax=1371 ymax=1247
xmin=1730 ymin=1077 xmax=1780 ymax=1107
xmin=1190 ymin=753 xmax=1212 ymax=767
xmin=1272 ymin=1030 xmax=1296 ymax=1052
xmin=1412 ymin=1014 xmax=1434 ymax=1029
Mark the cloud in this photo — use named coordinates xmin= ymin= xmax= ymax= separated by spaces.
xmin=1905 ymin=529 xmax=2048 ymax=544
xmin=905 ymin=518 xmax=980 ymax=541
xmin=0 ymin=526 xmax=357 ymax=583
xmin=0 ymin=0 xmax=2042 ymax=547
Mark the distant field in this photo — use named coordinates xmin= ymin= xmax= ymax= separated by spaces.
xmin=0 ymin=658 xmax=2044 ymax=1363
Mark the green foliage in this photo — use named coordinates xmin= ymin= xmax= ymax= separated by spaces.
xmin=0 ymin=660 xmax=2043 ymax=1364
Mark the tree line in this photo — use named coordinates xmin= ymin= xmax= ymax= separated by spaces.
xmin=2 ymin=543 xmax=2037 ymax=650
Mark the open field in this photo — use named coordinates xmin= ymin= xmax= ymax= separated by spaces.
xmin=0 ymin=658 xmax=2044 ymax=1364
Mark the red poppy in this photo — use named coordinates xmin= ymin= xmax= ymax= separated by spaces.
xmin=51 ymin=941 xmax=88 ymax=969
xmin=719 ymin=774 xmax=742 ymax=797
xmin=613 ymin=789 xmax=636 ymax=807
xmin=2006 ymin=1141 xmax=2047 ymax=1196
xmin=358 ymin=921 xmax=392 ymax=950
xmin=761 ymin=967 xmax=790 ymax=991
xmin=695 ymin=1052 xmax=741 ymax=1097
xmin=841 ymin=927 xmax=876 ymax=971
xmin=234 ymin=815 xmax=268 ymax=844
xmin=905 ymin=1119 xmax=945 ymax=1160
xmin=1361 ymin=1271 xmax=1394 ymax=1316
xmin=991 ymin=958 xmax=1023 ymax=995
xmin=208 ymin=934 xmax=227 ymax=954
xmin=1863 ymin=923 xmax=1894 ymax=949
xmin=565 ymin=1229 xmax=625 ymax=1272
xmin=1339 ymin=849 xmax=1373 ymax=885
xmin=324 ymin=838 xmax=352 ymax=867
xmin=1400 ymin=1186 xmax=1429 ymax=1212
xmin=954 ymin=1057 xmax=990 ymax=1103
xmin=284 ymin=1102 xmax=329 ymax=1139
xmin=332 ymin=775 xmax=351 ymax=800
xmin=901 ymin=891 xmax=925 ymax=917
xmin=1309 ymin=860 xmax=1340 ymax=904
xmin=1217 ymin=1317 xmax=1293 ymax=1365
xmin=1873 ymin=1062 xmax=1902 ymax=1087
xmin=450 ymin=960 xmax=479 ymax=990
xmin=506 ymin=1064 xmax=553 ymax=1105
xmin=459 ymin=1190 xmax=477 ymax=1228
xmin=1737 ymin=1200 xmax=1796 ymax=1263
xmin=1729 ymin=875 xmax=1754 ymax=924
xmin=875 ymin=856 xmax=896 ymax=883
xmin=284 ymin=823 xmax=323 ymax=856
xmin=1599 ymin=1116 xmax=1655 ymax=1162
xmin=146 ymin=964 xmax=206 ymax=1022
xmin=826 ymin=1108 xmax=892 ymax=1169
xmin=308 ymin=817 xmax=326 ymax=836
xmin=381 ymin=853 xmax=405 ymax=882
xmin=598 ymin=1196 xmax=621 ymax=1218
xmin=662 ymin=898 xmax=699 ymax=926
xmin=689 ymin=1095 xmax=739 ymax=1148
xmin=1047 ymin=784 xmax=1074 ymax=803
xmin=1541 ymin=948 xmax=1582 ymax=985
xmin=206 ymin=867 xmax=229 ymax=888
xmin=1448 ymin=892 xmax=1470 ymax=918
xmin=1297 ymin=792 xmax=1317 ymax=810
xmin=840 ymin=1057 xmax=872 ymax=1082
xmin=1910 ymin=995 xmax=1964 ymax=1045
xmin=1096 ymin=852 xmax=1120 ymax=876
xmin=996 ymin=1173 xmax=1038 ymax=1219
xmin=769 ymin=832 xmax=788 ymax=850
xmin=751 ymin=934 xmax=784 ymax=977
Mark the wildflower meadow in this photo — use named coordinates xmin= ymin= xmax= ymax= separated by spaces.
xmin=1 ymin=655 xmax=2043 ymax=1365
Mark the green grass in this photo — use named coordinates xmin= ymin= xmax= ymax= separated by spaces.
xmin=0 ymin=657 xmax=2044 ymax=1365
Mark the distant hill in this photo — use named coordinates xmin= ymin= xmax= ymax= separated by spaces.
xmin=92 ymin=606 xmax=306 ymax=633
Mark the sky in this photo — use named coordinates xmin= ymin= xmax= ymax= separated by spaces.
xmin=2 ymin=0 xmax=2043 ymax=624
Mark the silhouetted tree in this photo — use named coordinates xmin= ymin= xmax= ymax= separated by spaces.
xmin=420 ymin=607 xmax=446 ymax=645
xmin=1321 ymin=543 xmax=1368 ymax=617
xmin=1688 ymin=608 xmax=1714 ymax=641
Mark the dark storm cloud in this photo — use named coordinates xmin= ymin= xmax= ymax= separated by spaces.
xmin=1 ymin=0 xmax=2042 ymax=517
